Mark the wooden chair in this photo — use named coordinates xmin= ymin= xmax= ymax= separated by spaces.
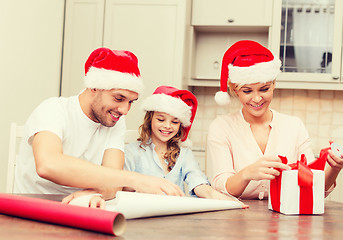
xmin=6 ymin=122 xmax=24 ymax=193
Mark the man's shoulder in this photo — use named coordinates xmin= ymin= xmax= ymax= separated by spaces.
xmin=36 ymin=96 xmax=75 ymax=109
xmin=29 ymin=96 xmax=78 ymax=125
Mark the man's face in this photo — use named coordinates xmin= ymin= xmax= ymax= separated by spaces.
xmin=90 ymin=89 xmax=138 ymax=127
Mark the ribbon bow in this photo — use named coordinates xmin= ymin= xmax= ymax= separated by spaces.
xmin=270 ymin=148 xmax=328 ymax=214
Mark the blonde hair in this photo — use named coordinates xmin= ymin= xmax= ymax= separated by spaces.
xmin=138 ymin=111 xmax=185 ymax=171
xmin=228 ymin=79 xmax=276 ymax=97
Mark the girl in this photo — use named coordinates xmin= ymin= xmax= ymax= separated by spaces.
xmin=207 ymin=40 xmax=342 ymax=200
xmin=125 ymin=85 xmax=236 ymax=200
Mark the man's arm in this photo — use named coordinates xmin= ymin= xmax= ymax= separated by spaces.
xmin=99 ymin=148 xmax=125 ymax=199
xmin=32 ymin=131 xmax=184 ymax=196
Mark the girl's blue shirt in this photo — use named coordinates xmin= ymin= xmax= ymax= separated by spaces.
xmin=124 ymin=139 xmax=210 ymax=196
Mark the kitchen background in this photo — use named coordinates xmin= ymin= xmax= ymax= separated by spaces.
xmin=1 ymin=0 xmax=343 ymax=201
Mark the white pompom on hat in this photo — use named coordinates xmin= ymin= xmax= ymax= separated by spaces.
xmin=142 ymin=86 xmax=198 ymax=142
xmin=215 ymin=40 xmax=281 ymax=105
xmin=84 ymin=48 xmax=144 ymax=96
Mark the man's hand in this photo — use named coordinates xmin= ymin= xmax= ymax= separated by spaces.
xmin=62 ymin=189 xmax=105 ymax=209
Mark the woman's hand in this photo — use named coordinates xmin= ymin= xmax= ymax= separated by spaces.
xmin=324 ymin=149 xmax=343 ymax=191
xmin=327 ymin=149 xmax=343 ymax=171
xmin=241 ymin=156 xmax=291 ymax=181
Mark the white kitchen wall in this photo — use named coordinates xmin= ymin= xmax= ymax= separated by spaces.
xmin=0 ymin=0 xmax=65 ymax=192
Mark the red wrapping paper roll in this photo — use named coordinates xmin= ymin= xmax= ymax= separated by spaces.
xmin=0 ymin=193 xmax=126 ymax=236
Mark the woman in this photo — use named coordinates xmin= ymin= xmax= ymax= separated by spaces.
xmin=207 ymin=40 xmax=342 ymax=200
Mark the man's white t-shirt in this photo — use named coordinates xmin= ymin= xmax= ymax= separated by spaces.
xmin=14 ymin=95 xmax=126 ymax=194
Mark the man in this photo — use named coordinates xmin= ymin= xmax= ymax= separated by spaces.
xmin=14 ymin=48 xmax=184 ymax=203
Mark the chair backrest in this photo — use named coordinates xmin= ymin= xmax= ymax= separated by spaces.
xmin=6 ymin=123 xmax=24 ymax=193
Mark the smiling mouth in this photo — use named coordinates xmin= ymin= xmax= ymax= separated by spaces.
xmin=250 ymin=102 xmax=264 ymax=108
xmin=110 ymin=111 xmax=121 ymax=121
xmin=159 ymin=130 xmax=172 ymax=135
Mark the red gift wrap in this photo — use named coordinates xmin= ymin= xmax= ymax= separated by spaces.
xmin=0 ymin=193 xmax=126 ymax=235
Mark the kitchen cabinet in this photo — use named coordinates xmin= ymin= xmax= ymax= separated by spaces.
xmin=186 ymin=0 xmax=279 ymax=87
xmin=103 ymin=0 xmax=189 ymax=129
xmin=192 ymin=0 xmax=272 ymax=26
xmin=274 ymin=0 xmax=343 ymax=90
xmin=61 ymin=0 xmax=189 ymax=129
xmin=187 ymin=0 xmax=343 ymax=90
xmin=61 ymin=0 xmax=105 ymax=97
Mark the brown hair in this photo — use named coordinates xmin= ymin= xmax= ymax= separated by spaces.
xmin=138 ymin=111 xmax=185 ymax=171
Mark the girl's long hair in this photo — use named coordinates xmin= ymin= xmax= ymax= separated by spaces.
xmin=138 ymin=111 xmax=185 ymax=171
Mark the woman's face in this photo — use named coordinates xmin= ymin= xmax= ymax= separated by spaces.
xmin=151 ymin=112 xmax=181 ymax=145
xmin=235 ymin=81 xmax=275 ymax=121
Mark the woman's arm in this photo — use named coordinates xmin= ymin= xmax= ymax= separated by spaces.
xmin=325 ymin=149 xmax=343 ymax=191
xmin=224 ymin=156 xmax=290 ymax=197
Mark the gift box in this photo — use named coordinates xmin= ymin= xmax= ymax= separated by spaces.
xmin=268 ymin=149 xmax=329 ymax=215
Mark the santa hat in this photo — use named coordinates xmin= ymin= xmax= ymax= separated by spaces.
xmin=142 ymin=86 xmax=198 ymax=142
xmin=84 ymin=48 xmax=144 ymax=96
xmin=215 ymin=40 xmax=281 ymax=105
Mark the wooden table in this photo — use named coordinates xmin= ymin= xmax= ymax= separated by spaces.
xmin=1 ymin=195 xmax=343 ymax=239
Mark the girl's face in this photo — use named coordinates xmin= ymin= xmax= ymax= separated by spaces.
xmin=151 ymin=112 xmax=181 ymax=144
xmin=235 ymin=81 xmax=275 ymax=121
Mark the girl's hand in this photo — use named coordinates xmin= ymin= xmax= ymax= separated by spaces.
xmin=212 ymin=191 xmax=248 ymax=208
xmin=241 ymin=156 xmax=291 ymax=181
xmin=62 ymin=189 xmax=106 ymax=209
xmin=327 ymin=149 xmax=343 ymax=171
xmin=194 ymin=184 xmax=248 ymax=208
xmin=195 ymin=184 xmax=234 ymax=200
xmin=133 ymin=174 xmax=185 ymax=197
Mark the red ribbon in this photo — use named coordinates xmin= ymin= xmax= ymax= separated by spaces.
xmin=270 ymin=148 xmax=328 ymax=214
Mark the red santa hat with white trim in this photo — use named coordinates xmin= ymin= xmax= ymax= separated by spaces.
xmin=84 ymin=48 xmax=144 ymax=96
xmin=215 ymin=40 xmax=281 ymax=105
xmin=142 ymin=86 xmax=198 ymax=143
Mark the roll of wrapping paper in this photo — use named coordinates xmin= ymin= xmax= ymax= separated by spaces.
xmin=0 ymin=193 xmax=126 ymax=236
